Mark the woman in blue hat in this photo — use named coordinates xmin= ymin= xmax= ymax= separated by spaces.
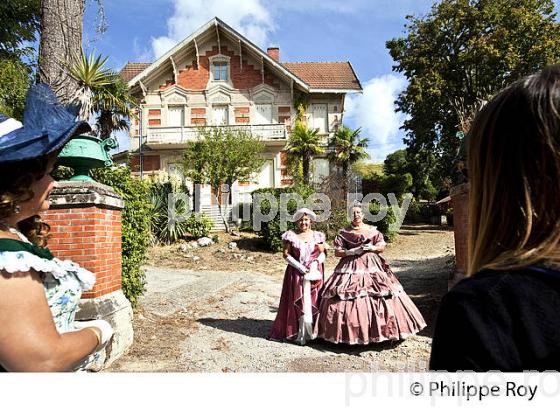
xmin=0 ymin=84 xmax=113 ymax=371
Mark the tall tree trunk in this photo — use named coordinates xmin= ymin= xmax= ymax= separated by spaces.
xmin=38 ymin=0 xmax=85 ymax=104
xmin=303 ymin=154 xmax=310 ymax=185
xmin=342 ymin=162 xmax=349 ymax=195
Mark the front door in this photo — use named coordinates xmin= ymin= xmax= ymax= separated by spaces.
xmin=257 ymin=159 xmax=274 ymax=188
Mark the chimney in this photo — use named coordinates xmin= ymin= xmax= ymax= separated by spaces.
xmin=267 ymin=47 xmax=280 ymax=62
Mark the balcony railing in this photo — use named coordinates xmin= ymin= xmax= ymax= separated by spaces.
xmin=146 ymin=124 xmax=288 ymax=145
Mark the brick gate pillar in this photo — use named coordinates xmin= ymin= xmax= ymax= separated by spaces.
xmin=42 ymin=180 xmax=133 ymax=369
xmin=450 ymin=183 xmax=469 ymax=288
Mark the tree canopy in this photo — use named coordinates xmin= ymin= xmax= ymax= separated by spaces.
xmin=0 ymin=0 xmax=40 ymax=60
xmin=387 ymin=0 xmax=560 ymax=193
xmin=182 ymin=127 xmax=265 ymax=232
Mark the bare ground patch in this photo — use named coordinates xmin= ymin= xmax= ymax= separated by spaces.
xmin=110 ymin=224 xmax=454 ymax=372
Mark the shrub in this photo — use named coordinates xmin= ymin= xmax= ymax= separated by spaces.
xmin=251 ymin=184 xmax=315 ymax=252
xmin=315 ymin=206 xmax=349 ymax=240
xmin=91 ymin=166 xmax=152 ymax=307
xmin=150 ymin=181 xmax=213 ymax=242
xmin=185 ymin=213 xmax=214 ymax=238
xmin=369 ymin=202 xmax=398 ymax=242
xmin=446 ymin=207 xmax=454 ymax=227
xmin=149 ymin=181 xmax=189 ymax=244
xmin=405 ymin=199 xmax=432 ymax=223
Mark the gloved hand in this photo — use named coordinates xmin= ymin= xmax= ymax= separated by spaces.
xmin=362 ymin=243 xmax=376 ymax=252
xmin=345 ymin=246 xmax=364 ymax=256
xmin=286 ymin=254 xmax=308 ymax=275
xmin=74 ymin=319 xmax=114 ymax=347
xmin=305 ymin=260 xmax=322 ymax=281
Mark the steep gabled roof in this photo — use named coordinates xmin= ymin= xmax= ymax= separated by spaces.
xmin=126 ymin=17 xmax=309 ymax=91
xmin=120 ymin=62 xmax=150 ymax=82
xmin=124 ymin=17 xmax=362 ymax=93
xmin=282 ymin=62 xmax=362 ymax=92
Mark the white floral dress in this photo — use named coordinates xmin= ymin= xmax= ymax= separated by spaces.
xmin=0 ymin=229 xmax=97 ymax=370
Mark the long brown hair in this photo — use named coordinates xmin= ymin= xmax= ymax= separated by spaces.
xmin=467 ymin=65 xmax=560 ymax=276
xmin=0 ymin=155 xmax=54 ymax=247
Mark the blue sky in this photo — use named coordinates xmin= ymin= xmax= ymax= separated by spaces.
xmin=83 ymin=0 xmax=560 ymax=162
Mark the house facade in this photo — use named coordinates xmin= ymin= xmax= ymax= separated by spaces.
xmin=117 ymin=17 xmax=362 ymax=229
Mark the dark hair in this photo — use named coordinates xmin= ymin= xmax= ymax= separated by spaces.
xmin=0 ymin=155 xmax=54 ymax=247
xmin=467 ymin=64 xmax=560 ymax=275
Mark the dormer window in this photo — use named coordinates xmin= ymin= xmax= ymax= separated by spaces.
xmin=212 ymin=61 xmax=228 ymax=81
xmin=209 ymin=55 xmax=231 ymax=83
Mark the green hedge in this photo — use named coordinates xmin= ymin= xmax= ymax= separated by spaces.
xmin=91 ymin=166 xmax=152 ymax=307
xmin=368 ymin=202 xmax=398 ymax=242
xmin=251 ymin=184 xmax=315 ymax=251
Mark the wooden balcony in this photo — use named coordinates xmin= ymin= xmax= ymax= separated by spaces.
xmin=145 ymin=124 xmax=288 ymax=148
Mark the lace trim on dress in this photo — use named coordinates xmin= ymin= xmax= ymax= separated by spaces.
xmin=281 ymin=230 xmax=326 ymax=245
xmin=0 ymin=251 xmax=96 ymax=290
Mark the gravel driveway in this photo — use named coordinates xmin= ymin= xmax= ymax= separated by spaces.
xmin=109 ymin=224 xmax=454 ymax=372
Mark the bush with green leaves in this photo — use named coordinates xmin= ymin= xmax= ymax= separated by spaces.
xmin=251 ymin=184 xmax=315 ymax=252
xmin=314 ymin=206 xmax=349 ymax=241
xmin=149 ymin=181 xmax=213 ymax=242
xmin=369 ymin=202 xmax=398 ymax=242
xmin=405 ymin=199 xmax=432 ymax=223
xmin=149 ymin=181 xmax=188 ymax=244
xmin=184 ymin=213 xmax=213 ymax=238
xmin=91 ymin=166 xmax=152 ymax=307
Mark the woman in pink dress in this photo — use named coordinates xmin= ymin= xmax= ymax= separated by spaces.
xmin=316 ymin=205 xmax=426 ymax=344
xmin=268 ymin=208 xmax=326 ymax=345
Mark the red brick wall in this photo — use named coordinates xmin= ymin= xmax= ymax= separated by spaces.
xmin=43 ymin=208 xmax=122 ymax=298
xmin=177 ymin=45 xmax=279 ymax=90
xmin=191 ymin=107 xmax=206 ymax=125
xmin=451 ymin=184 xmax=469 ymax=277
xmin=234 ymin=106 xmax=250 ymax=123
xmin=148 ymin=118 xmax=161 ymax=126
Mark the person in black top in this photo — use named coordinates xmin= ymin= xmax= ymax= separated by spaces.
xmin=430 ymin=65 xmax=560 ymax=371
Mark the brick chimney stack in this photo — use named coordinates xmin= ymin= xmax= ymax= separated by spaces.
xmin=267 ymin=47 xmax=280 ymax=62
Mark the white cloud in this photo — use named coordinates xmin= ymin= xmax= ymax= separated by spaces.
xmin=151 ymin=0 xmax=274 ymax=58
xmin=344 ymin=74 xmax=408 ymax=163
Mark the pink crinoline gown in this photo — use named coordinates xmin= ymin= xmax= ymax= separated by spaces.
xmin=268 ymin=230 xmax=326 ymax=344
xmin=315 ymin=227 xmax=426 ymax=344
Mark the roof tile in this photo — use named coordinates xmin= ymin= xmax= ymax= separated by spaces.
xmin=119 ymin=62 xmax=151 ymax=82
xmin=282 ymin=62 xmax=362 ymax=91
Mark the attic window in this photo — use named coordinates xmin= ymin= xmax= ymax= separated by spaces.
xmin=212 ymin=61 xmax=228 ymax=81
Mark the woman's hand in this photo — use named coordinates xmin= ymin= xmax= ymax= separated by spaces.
xmin=362 ymin=243 xmax=377 ymax=252
xmin=74 ymin=319 xmax=114 ymax=348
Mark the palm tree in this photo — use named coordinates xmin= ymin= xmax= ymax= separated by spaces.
xmin=329 ymin=125 xmax=369 ymax=193
xmin=68 ymin=49 xmax=136 ymax=140
xmin=286 ymin=123 xmax=324 ymax=185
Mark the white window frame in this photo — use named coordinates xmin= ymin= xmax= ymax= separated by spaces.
xmin=254 ymin=104 xmax=273 ymax=125
xmin=211 ymin=104 xmax=229 ymax=126
xmin=310 ymin=103 xmax=329 ymax=134
xmin=209 ymin=55 xmax=231 ymax=83
xmin=167 ymin=105 xmax=185 ymax=127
